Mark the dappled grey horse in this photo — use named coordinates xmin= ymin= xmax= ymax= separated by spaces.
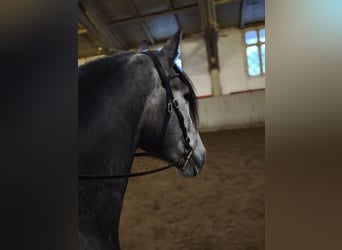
xmin=78 ymin=30 xmax=206 ymax=250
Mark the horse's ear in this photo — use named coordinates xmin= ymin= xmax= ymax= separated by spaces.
xmin=161 ymin=29 xmax=183 ymax=60
xmin=138 ymin=40 xmax=148 ymax=52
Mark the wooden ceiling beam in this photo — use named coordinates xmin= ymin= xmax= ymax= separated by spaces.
xmin=78 ymin=5 xmax=104 ymax=47
xmin=167 ymin=0 xmax=181 ymax=30
xmin=199 ymin=0 xmax=221 ymax=96
xmin=239 ymin=0 xmax=246 ymax=28
xmin=78 ymin=29 xmax=87 ymax=35
xmin=216 ymin=0 xmax=241 ymax=6
xmin=126 ymin=0 xmax=155 ymax=45
xmin=106 ymin=0 xmax=240 ymax=27
xmin=79 ymin=0 xmax=128 ymax=51
xmin=199 ymin=0 xmax=220 ymax=70
xmin=107 ymin=4 xmax=198 ymax=27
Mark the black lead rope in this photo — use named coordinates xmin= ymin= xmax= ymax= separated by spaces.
xmin=79 ymin=152 xmax=178 ymax=179
xmin=78 ymin=161 xmax=176 ymax=180
xmin=78 ymin=51 xmax=192 ymax=180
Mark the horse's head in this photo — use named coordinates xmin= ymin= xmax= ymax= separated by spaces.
xmin=137 ymin=30 xmax=206 ymax=177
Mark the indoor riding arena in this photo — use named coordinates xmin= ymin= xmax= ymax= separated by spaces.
xmin=78 ymin=0 xmax=265 ymax=249
xmin=121 ymin=126 xmax=264 ymax=250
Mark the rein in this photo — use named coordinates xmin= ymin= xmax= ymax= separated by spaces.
xmin=78 ymin=51 xmax=193 ymax=180
xmin=78 ymin=159 xmax=176 ymax=179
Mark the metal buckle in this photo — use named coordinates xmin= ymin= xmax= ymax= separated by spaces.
xmin=173 ymin=99 xmax=179 ymax=109
xmin=181 ymin=147 xmax=194 ymax=171
xmin=167 ymin=102 xmax=172 ymax=113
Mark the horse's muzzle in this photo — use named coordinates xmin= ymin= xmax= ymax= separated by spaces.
xmin=176 ymin=147 xmax=206 ymax=177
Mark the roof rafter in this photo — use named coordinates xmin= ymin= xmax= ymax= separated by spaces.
xmin=167 ymin=0 xmax=181 ymax=30
xmin=106 ymin=4 xmax=198 ymax=27
xmin=79 ymin=0 xmax=128 ymax=51
xmin=126 ymin=0 xmax=156 ymax=45
xmin=239 ymin=0 xmax=246 ymax=28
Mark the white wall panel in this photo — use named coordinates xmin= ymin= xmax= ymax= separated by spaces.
xmin=181 ymin=38 xmax=212 ymax=97
xmin=218 ymin=30 xmax=249 ymax=94
xmin=197 ymin=90 xmax=265 ymax=131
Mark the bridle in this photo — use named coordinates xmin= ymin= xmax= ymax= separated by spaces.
xmin=78 ymin=51 xmax=194 ymax=180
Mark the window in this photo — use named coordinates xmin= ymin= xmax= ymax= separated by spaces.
xmin=244 ymin=28 xmax=265 ymax=76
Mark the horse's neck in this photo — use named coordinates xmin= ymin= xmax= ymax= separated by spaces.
xmin=79 ymin=92 xmax=144 ymax=175
xmin=79 ymin=81 xmax=152 ymax=250
xmin=79 ymin=130 xmax=136 ymax=250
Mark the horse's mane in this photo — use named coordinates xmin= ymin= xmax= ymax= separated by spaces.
xmin=78 ymin=51 xmax=134 ymax=85
xmin=78 ymin=52 xmax=135 ymax=104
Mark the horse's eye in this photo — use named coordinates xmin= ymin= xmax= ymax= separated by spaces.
xmin=183 ymin=93 xmax=191 ymax=101
xmin=170 ymin=74 xmax=180 ymax=80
